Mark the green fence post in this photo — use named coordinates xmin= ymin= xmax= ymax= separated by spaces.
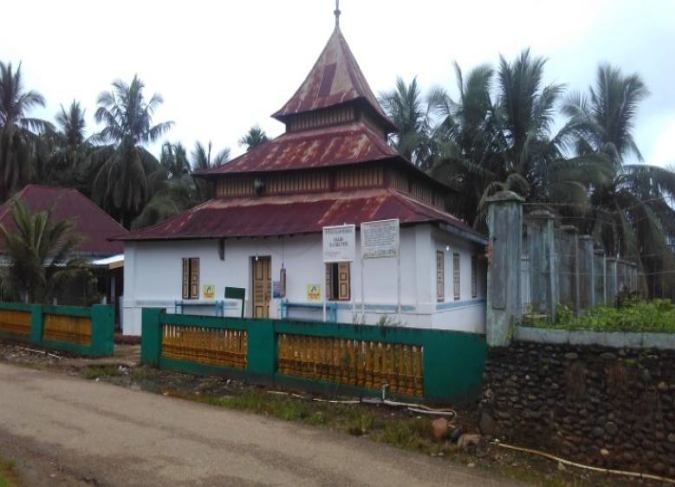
xmin=422 ymin=331 xmax=487 ymax=404
xmin=246 ymin=320 xmax=276 ymax=384
xmin=91 ymin=304 xmax=115 ymax=357
xmin=141 ymin=308 xmax=163 ymax=366
xmin=30 ymin=304 xmax=44 ymax=346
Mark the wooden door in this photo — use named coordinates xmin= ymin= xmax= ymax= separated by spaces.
xmin=252 ymin=257 xmax=271 ymax=318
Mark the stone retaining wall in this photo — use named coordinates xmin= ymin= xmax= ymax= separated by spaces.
xmin=480 ymin=339 xmax=675 ymax=477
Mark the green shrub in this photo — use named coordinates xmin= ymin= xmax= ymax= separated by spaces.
xmin=525 ymin=300 xmax=675 ymax=333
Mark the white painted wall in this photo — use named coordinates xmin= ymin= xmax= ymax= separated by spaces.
xmin=122 ymin=224 xmax=486 ymax=336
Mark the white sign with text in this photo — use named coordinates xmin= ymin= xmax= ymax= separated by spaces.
xmin=323 ymin=224 xmax=356 ymax=262
xmin=361 ymin=219 xmax=400 ymax=259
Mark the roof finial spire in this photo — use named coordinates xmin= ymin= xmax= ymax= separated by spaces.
xmin=334 ymin=0 xmax=341 ymax=28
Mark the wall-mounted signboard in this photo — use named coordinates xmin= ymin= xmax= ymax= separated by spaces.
xmin=361 ymin=219 xmax=399 ymax=259
xmin=323 ymin=224 xmax=356 ymax=262
xmin=307 ymin=284 xmax=321 ymax=302
xmin=203 ymin=284 xmax=215 ymax=299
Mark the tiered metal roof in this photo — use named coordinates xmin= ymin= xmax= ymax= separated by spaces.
xmin=120 ymin=19 xmax=483 ymax=243
xmin=197 ymin=123 xmax=396 ymax=176
xmin=117 ymin=188 xmax=483 ymax=241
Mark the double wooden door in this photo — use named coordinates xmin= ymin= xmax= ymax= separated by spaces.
xmin=252 ymin=257 xmax=271 ymax=318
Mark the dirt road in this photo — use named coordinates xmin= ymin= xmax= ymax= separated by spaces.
xmin=0 ymin=363 xmax=520 ymax=486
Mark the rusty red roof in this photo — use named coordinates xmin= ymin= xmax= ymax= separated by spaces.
xmin=272 ymin=27 xmax=395 ymax=133
xmin=117 ymin=188 xmax=485 ymax=243
xmin=197 ymin=122 xmax=397 ymax=176
xmin=0 ymin=185 xmax=126 ymax=256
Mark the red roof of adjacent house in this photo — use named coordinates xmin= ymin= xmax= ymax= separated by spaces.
xmin=0 ymin=185 xmax=126 ymax=256
xmin=196 ymin=122 xmax=397 ymax=177
xmin=117 ymin=188 xmax=485 ymax=243
xmin=272 ymin=27 xmax=396 ymax=133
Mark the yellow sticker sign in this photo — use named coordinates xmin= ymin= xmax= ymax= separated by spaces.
xmin=307 ymin=284 xmax=321 ymax=302
xmin=203 ymin=284 xmax=215 ymax=299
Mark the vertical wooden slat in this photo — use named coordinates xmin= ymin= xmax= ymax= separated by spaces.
xmin=189 ymin=258 xmax=200 ymax=299
xmin=182 ymin=258 xmax=189 ymax=299
xmin=338 ymin=262 xmax=350 ymax=300
xmin=436 ymin=251 xmax=445 ymax=302
xmin=453 ymin=252 xmax=460 ymax=301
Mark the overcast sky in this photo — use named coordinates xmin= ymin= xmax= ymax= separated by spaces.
xmin=1 ymin=0 xmax=674 ymax=167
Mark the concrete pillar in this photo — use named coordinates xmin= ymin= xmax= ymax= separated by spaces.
xmin=526 ymin=210 xmax=557 ymax=322
xmin=486 ymin=191 xmax=524 ymax=347
xmin=593 ymin=248 xmax=606 ymax=306
xmin=630 ymin=263 xmax=638 ymax=293
xmin=557 ymin=226 xmax=579 ymax=314
xmin=605 ymin=258 xmax=618 ymax=305
xmin=578 ymin=236 xmax=595 ymax=310
xmin=617 ymin=260 xmax=628 ymax=294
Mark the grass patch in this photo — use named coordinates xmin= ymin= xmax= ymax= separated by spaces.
xmin=83 ymin=365 xmax=123 ymax=380
xmin=0 ymin=456 xmax=17 ymax=487
xmin=523 ymin=299 xmax=675 ymax=333
xmin=165 ymin=388 xmax=439 ymax=453
xmin=163 ymin=388 xmax=626 ymax=486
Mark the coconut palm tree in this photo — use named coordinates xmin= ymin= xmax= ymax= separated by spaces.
xmin=491 ymin=49 xmax=607 ymax=208
xmin=0 ymin=201 xmax=92 ymax=303
xmin=192 ymin=141 xmax=230 ymax=201
xmin=38 ymin=101 xmax=93 ymax=191
xmin=0 ymin=62 xmax=52 ymax=201
xmin=563 ymin=64 xmax=675 ymax=297
xmin=56 ymin=101 xmax=87 ymax=150
xmin=429 ymin=53 xmax=607 ymax=227
xmin=239 ymin=125 xmax=268 ymax=152
xmin=90 ymin=75 xmax=173 ymax=227
xmin=379 ymin=77 xmax=435 ymax=169
xmin=428 ymin=63 xmax=502 ymax=224
xmin=192 ymin=141 xmax=230 ymax=171
xmin=160 ymin=142 xmax=191 ymax=180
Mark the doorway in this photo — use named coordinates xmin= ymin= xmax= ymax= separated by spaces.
xmin=252 ymin=256 xmax=271 ymax=318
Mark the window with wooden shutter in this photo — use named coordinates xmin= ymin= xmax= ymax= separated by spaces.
xmin=325 ymin=264 xmax=333 ymax=300
xmin=338 ymin=262 xmax=350 ymax=300
xmin=182 ymin=258 xmax=200 ymax=299
xmin=182 ymin=258 xmax=190 ymax=299
xmin=453 ymin=253 xmax=460 ymax=301
xmin=471 ymin=255 xmax=477 ymax=298
xmin=190 ymin=258 xmax=200 ymax=299
xmin=436 ymin=251 xmax=444 ymax=302
xmin=326 ymin=263 xmax=350 ymax=301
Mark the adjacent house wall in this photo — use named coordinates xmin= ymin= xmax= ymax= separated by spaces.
xmin=122 ymin=224 xmax=486 ymax=335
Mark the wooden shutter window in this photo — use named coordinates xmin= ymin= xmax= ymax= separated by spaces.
xmin=325 ymin=264 xmax=333 ymax=300
xmin=182 ymin=258 xmax=189 ymax=299
xmin=471 ymin=255 xmax=477 ymax=298
xmin=190 ymin=258 xmax=200 ymax=299
xmin=338 ymin=262 xmax=350 ymax=300
xmin=436 ymin=251 xmax=444 ymax=302
xmin=326 ymin=263 xmax=350 ymax=301
xmin=453 ymin=253 xmax=460 ymax=301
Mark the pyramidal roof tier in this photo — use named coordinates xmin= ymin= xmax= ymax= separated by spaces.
xmin=272 ymin=26 xmax=397 ymax=134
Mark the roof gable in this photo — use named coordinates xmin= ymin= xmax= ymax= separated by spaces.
xmin=272 ymin=27 xmax=395 ymax=132
xmin=0 ymin=185 xmax=127 ymax=256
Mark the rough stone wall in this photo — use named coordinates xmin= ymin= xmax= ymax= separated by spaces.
xmin=480 ymin=340 xmax=675 ymax=477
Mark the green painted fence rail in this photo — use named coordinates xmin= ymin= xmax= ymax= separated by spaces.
xmin=141 ymin=309 xmax=487 ymax=404
xmin=0 ymin=302 xmax=114 ymax=357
